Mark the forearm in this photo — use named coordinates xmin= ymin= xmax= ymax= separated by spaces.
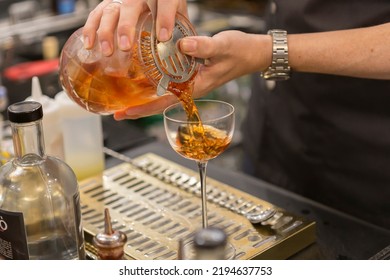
xmin=219 ymin=23 xmax=390 ymax=82
xmin=287 ymin=23 xmax=390 ymax=80
xmin=177 ymin=23 xmax=390 ymax=97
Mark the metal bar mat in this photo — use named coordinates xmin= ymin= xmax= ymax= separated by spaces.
xmin=80 ymin=153 xmax=316 ymax=260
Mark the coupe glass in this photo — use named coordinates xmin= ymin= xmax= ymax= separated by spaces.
xmin=163 ymin=99 xmax=235 ymax=228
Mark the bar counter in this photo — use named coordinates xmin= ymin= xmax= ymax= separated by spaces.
xmin=101 ymin=137 xmax=390 ymax=260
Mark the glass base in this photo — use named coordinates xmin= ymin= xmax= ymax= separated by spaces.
xmin=182 ymin=240 xmax=236 ymax=260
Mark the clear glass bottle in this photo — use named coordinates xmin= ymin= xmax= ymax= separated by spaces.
xmin=0 ymin=101 xmax=85 ymax=260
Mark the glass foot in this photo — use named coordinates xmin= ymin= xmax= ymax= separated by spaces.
xmin=181 ymin=240 xmax=236 ymax=260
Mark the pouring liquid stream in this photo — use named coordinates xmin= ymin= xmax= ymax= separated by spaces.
xmin=169 ymin=79 xmax=230 ymax=163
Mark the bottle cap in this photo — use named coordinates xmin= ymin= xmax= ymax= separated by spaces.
xmin=8 ymin=100 xmax=43 ymax=123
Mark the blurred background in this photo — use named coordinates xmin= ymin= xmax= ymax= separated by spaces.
xmin=2 ymin=2 xmax=388 ymax=262
xmin=0 ymin=0 xmax=268 ymax=170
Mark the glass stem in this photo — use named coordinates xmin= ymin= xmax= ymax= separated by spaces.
xmin=197 ymin=161 xmax=208 ymax=228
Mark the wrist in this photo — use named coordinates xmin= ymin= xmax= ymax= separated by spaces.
xmin=263 ymin=34 xmax=273 ymax=71
xmin=247 ymin=34 xmax=273 ymax=73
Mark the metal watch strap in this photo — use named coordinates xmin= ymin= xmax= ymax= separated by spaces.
xmin=261 ymin=29 xmax=291 ymax=81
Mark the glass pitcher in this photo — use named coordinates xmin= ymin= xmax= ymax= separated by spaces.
xmin=59 ymin=12 xmax=199 ymax=115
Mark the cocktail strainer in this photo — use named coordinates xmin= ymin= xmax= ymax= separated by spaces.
xmin=138 ymin=8 xmax=199 ymax=96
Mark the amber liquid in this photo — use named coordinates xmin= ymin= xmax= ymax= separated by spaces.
xmin=60 ymin=33 xmax=159 ymax=114
xmin=170 ymin=80 xmax=231 ymax=162
xmin=175 ymin=122 xmax=231 ymax=161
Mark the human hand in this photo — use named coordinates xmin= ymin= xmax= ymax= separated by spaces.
xmin=114 ymin=30 xmax=272 ymax=120
xmin=180 ymin=31 xmax=271 ymax=97
xmin=82 ymin=0 xmax=188 ymax=56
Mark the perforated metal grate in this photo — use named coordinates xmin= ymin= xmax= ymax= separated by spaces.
xmin=80 ymin=153 xmax=315 ymax=260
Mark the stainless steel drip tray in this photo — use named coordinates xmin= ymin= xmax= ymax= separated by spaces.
xmin=80 ymin=153 xmax=316 ymax=260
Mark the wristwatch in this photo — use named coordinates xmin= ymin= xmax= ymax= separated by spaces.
xmin=261 ymin=29 xmax=291 ymax=81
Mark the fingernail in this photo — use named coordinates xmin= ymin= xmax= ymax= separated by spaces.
xmin=101 ymin=41 xmax=112 ymax=56
xmin=181 ymin=38 xmax=197 ymax=53
xmin=119 ymin=35 xmax=130 ymax=50
xmin=158 ymin=28 xmax=170 ymax=42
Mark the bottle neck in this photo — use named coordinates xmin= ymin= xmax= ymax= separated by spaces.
xmin=11 ymin=119 xmax=46 ymax=162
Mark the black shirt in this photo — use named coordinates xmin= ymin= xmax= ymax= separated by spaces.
xmin=242 ymin=0 xmax=390 ymax=229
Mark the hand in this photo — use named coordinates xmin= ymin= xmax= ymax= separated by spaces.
xmin=180 ymin=31 xmax=271 ymax=97
xmin=114 ymin=30 xmax=272 ymax=120
xmin=82 ymin=0 xmax=188 ymax=56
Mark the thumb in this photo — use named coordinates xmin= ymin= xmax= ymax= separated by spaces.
xmin=179 ymin=36 xmax=217 ymax=59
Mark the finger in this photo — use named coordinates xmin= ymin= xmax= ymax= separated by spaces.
xmin=97 ymin=1 xmax=127 ymax=56
xmin=83 ymin=0 xmax=112 ymax=49
xmin=153 ymin=0 xmax=188 ymax=42
xmin=116 ymin=1 xmax=149 ymax=50
xmin=114 ymin=94 xmax=178 ymax=120
xmin=155 ymin=0 xmax=177 ymax=42
xmin=179 ymin=36 xmax=220 ymax=59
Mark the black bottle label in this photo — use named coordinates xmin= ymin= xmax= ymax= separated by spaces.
xmin=0 ymin=209 xmax=29 ymax=260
